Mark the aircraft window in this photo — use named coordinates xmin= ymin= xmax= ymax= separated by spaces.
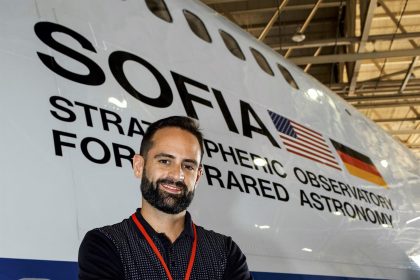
xmin=277 ymin=63 xmax=299 ymax=90
xmin=219 ymin=30 xmax=245 ymax=61
xmin=250 ymin=48 xmax=274 ymax=76
xmin=183 ymin=10 xmax=212 ymax=43
xmin=145 ymin=0 xmax=172 ymax=23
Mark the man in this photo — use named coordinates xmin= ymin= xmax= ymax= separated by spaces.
xmin=78 ymin=116 xmax=253 ymax=280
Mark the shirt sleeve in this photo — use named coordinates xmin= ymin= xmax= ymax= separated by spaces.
xmin=223 ymin=237 xmax=253 ymax=280
xmin=78 ymin=229 xmax=124 ymax=280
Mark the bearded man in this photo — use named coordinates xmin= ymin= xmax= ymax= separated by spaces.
xmin=78 ymin=116 xmax=252 ymax=280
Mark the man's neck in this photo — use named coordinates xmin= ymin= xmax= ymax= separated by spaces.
xmin=140 ymin=200 xmax=186 ymax=243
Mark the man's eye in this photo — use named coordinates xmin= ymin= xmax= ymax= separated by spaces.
xmin=183 ymin=164 xmax=195 ymax=171
xmin=159 ymin=159 xmax=170 ymax=164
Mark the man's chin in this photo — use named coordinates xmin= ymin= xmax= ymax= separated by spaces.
xmin=155 ymin=194 xmax=190 ymax=214
xmin=155 ymin=203 xmax=184 ymax=215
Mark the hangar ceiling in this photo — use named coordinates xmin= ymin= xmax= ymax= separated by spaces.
xmin=201 ymin=0 xmax=420 ymax=160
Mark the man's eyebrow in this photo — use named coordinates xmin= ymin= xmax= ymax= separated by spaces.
xmin=154 ymin=153 xmax=175 ymax=159
xmin=183 ymin=159 xmax=198 ymax=166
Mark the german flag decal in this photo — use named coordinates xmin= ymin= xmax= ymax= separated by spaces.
xmin=330 ymin=139 xmax=387 ymax=188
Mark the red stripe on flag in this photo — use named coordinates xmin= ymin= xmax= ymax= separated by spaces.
xmin=295 ymin=131 xmax=329 ymax=148
xmin=281 ymin=135 xmax=337 ymax=161
xmin=293 ymin=125 xmax=324 ymax=143
xmin=284 ymin=141 xmax=340 ymax=166
xmin=293 ymin=132 xmax=330 ymax=150
xmin=291 ymin=121 xmax=322 ymax=137
xmin=286 ymin=149 xmax=342 ymax=171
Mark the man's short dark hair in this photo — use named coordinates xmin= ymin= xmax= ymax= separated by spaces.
xmin=140 ymin=116 xmax=204 ymax=161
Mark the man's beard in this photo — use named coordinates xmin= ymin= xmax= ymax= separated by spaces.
xmin=140 ymin=172 xmax=195 ymax=214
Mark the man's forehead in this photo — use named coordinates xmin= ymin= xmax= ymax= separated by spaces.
xmin=151 ymin=127 xmax=196 ymax=141
xmin=149 ymin=127 xmax=200 ymax=154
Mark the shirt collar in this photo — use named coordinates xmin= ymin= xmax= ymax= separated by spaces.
xmin=133 ymin=208 xmax=194 ymax=239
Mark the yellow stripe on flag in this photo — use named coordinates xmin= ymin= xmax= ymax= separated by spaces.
xmin=344 ymin=163 xmax=387 ymax=188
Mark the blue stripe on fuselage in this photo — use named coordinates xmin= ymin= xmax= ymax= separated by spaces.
xmin=0 ymin=258 xmax=77 ymax=280
xmin=0 ymin=257 xmax=382 ymax=280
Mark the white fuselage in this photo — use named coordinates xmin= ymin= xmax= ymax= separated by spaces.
xmin=0 ymin=0 xmax=419 ymax=279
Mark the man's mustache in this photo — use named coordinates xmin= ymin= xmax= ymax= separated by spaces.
xmin=157 ymin=178 xmax=188 ymax=191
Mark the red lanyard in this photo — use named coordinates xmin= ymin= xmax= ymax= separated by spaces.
xmin=131 ymin=213 xmax=197 ymax=280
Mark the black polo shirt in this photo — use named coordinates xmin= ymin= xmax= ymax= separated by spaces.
xmin=78 ymin=209 xmax=252 ymax=279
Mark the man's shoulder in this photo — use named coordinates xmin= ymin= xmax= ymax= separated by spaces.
xmin=195 ymin=225 xmax=253 ymax=280
xmin=78 ymin=220 xmax=129 ymax=279
xmin=196 ymin=224 xmax=229 ymax=238
xmin=81 ymin=217 xmax=134 ymax=248
xmin=195 ymin=224 xmax=234 ymax=248
xmin=91 ymin=217 xmax=134 ymax=242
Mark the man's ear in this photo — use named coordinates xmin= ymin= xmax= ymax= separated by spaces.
xmin=132 ymin=154 xmax=144 ymax=178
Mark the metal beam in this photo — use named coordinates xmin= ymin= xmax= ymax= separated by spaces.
xmin=374 ymin=117 xmax=420 ymax=123
xmin=331 ymin=79 xmax=420 ymax=90
xmin=304 ymin=47 xmax=322 ymax=72
xmin=301 ymin=0 xmax=323 ymax=33
xmin=230 ymin=6 xmax=418 ymax=19
xmin=271 ymin=31 xmax=420 ymax=51
xmin=371 ymin=60 xmax=387 ymax=75
xmin=348 ymin=0 xmax=377 ymax=96
xmin=284 ymin=0 xmax=323 ymax=58
xmin=225 ymin=1 xmax=420 ymax=17
xmin=353 ymin=100 xmax=420 ymax=109
xmin=377 ymin=0 xmax=419 ymax=97
xmin=363 ymin=66 xmax=420 ymax=82
xmin=258 ymin=0 xmax=288 ymax=42
xmin=387 ymin=129 xmax=420 ymax=135
xmin=289 ymin=48 xmax=420 ymax=65
xmin=229 ymin=1 xmax=345 ymax=16
xmin=202 ymin=0 xmax=245 ymax=4
xmin=248 ymin=20 xmax=339 ymax=35
xmin=376 ymin=0 xmax=420 ymax=120
xmin=335 ymin=86 xmax=420 ymax=95
xmin=344 ymin=0 xmax=356 ymax=82
xmin=399 ymin=56 xmax=419 ymax=93
xmin=367 ymin=31 xmax=420 ymax=43
xmin=345 ymin=92 xmax=420 ymax=102
xmin=378 ymin=0 xmax=417 ymax=49
xmin=407 ymin=144 xmax=420 ymax=149
xmin=273 ymin=37 xmax=352 ymax=50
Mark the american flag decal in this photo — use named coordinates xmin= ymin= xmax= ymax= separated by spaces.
xmin=268 ymin=110 xmax=342 ymax=171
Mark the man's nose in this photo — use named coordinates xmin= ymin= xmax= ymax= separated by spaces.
xmin=168 ymin=165 xmax=184 ymax=181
